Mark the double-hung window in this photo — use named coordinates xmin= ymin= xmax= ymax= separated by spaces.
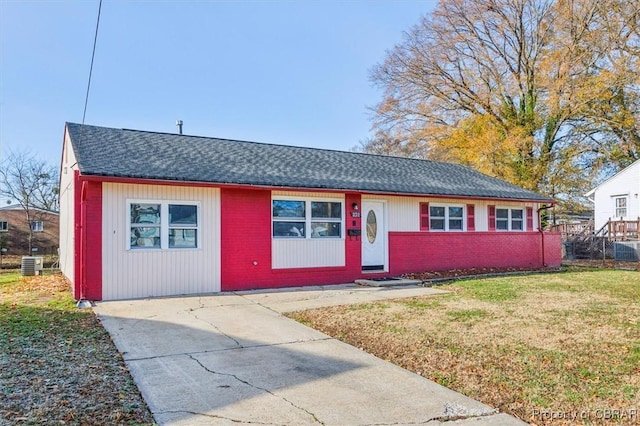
xmin=0 ymin=221 xmax=7 ymax=232
xmin=272 ymin=198 xmax=342 ymax=238
xmin=429 ymin=205 xmax=464 ymax=231
xmin=129 ymin=201 xmax=199 ymax=250
xmin=31 ymin=221 xmax=44 ymax=232
xmin=496 ymin=208 xmax=523 ymax=231
xmin=169 ymin=204 xmax=198 ymax=248
xmin=614 ymin=196 xmax=627 ymax=218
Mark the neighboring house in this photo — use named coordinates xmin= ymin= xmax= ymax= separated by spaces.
xmin=586 ymin=159 xmax=640 ymax=231
xmin=59 ymin=123 xmax=561 ymax=301
xmin=0 ymin=204 xmax=59 ymax=256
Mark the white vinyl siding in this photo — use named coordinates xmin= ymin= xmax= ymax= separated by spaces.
xmin=363 ymin=195 xmax=537 ymax=233
xmin=272 ymin=239 xmax=345 ymax=269
xmin=58 ymin=132 xmax=77 ymax=283
xmin=589 ymin=160 xmax=640 ymax=230
xmin=102 ymin=183 xmax=221 ymax=300
xmin=271 ymin=191 xmax=345 ymax=269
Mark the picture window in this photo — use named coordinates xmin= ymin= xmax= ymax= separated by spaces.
xmin=273 ymin=198 xmax=342 ymax=238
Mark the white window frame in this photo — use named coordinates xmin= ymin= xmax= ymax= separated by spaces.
xmin=429 ymin=204 xmax=465 ymax=231
xmin=496 ymin=207 xmax=524 ymax=231
xmin=127 ymin=200 xmax=201 ymax=250
xmin=0 ymin=221 xmax=7 ymax=232
xmin=31 ymin=221 xmax=44 ymax=232
xmin=614 ymin=196 xmax=628 ymax=219
xmin=272 ymin=196 xmax=344 ymax=239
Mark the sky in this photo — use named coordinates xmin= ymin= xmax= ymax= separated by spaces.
xmin=0 ymin=0 xmax=437 ymax=167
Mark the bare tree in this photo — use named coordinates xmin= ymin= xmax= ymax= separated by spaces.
xmin=0 ymin=151 xmax=59 ymax=253
xmin=368 ymin=0 xmax=640 ymax=198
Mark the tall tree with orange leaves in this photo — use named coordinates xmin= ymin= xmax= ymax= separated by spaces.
xmin=366 ymin=0 xmax=639 ymax=206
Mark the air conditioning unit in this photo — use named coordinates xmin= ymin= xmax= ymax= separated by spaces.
xmin=21 ymin=256 xmax=44 ymax=276
xmin=614 ymin=242 xmax=640 ymax=261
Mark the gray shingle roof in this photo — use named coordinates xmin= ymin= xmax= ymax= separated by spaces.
xmin=66 ymin=122 xmax=552 ymax=202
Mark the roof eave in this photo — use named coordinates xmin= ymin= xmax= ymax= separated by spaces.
xmin=77 ymin=172 xmax=553 ymax=204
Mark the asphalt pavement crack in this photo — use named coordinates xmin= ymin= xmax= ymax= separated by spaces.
xmin=187 ymin=354 xmax=325 ymax=425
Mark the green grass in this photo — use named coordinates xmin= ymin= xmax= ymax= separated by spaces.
xmin=291 ymin=268 xmax=640 ymax=425
xmin=0 ymin=272 xmax=153 ymax=424
xmin=445 ymin=308 xmax=489 ymax=322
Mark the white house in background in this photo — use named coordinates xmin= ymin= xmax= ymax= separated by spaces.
xmin=586 ymin=159 xmax=640 ymax=231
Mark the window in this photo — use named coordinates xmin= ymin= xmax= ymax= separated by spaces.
xmin=129 ymin=201 xmax=199 ymax=250
xmin=130 ymin=203 xmax=161 ymax=248
xmin=273 ymin=200 xmax=306 ymax=237
xmin=615 ymin=196 xmax=627 ymax=218
xmin=429 ymin=205 xmax=464 ymax=231
xmin=0 ymin=221 xmax=7 ymax=232
xmin=169 ymin=204 xmax=198 ymax=248
xmin=31 ymin=221 xmax=44 ymax=232
xmin=272 ymin=198 xmax=342 ymax=238
xmin=496 ymin=208 xmax=524 ymax=231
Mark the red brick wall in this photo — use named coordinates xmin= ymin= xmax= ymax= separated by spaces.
xmin=388 ymin=231 xmax=562 ymax=275
xmin=0 ymin=208 xmax=59 ymax=256
xmin=220 ymin=188 xmax=273 ymax=288
xmin=220 ymin=189 xmax=363 ymax=290
xmin=74 ymin=179 xmax=102 ymax=301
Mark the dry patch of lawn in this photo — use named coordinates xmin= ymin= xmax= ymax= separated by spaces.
xmin=0 ymin=272 xmax=153 ymax=425
xmin=289 ymin=270 xmax=640 ymax=425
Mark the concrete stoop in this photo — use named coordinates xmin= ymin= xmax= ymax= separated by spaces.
xmin=355 ymin=277 xmax=422 ymax=287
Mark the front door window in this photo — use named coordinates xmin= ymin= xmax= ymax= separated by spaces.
xmin=366 ymin=210 xmax=377 ymax=244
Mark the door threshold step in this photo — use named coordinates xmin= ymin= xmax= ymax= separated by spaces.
xmin=355 ymin=277 xmax=422 ymax=287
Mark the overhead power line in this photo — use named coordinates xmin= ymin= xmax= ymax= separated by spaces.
xmin=82 ymin=0 xmax=103 ymax=124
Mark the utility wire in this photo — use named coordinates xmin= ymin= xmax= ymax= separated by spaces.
xmin=82 ymin=0 xmax=103 ymax=124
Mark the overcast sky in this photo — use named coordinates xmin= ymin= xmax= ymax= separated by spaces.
xmin=0 ymin=0 xmax=436 ymax=167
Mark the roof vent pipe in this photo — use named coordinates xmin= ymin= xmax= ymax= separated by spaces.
xmin=176 ymin=120 xmax=183 ymax=135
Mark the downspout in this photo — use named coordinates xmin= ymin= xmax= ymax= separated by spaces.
xmin=537 ymin=204 xmax=554 ymax=267
xmin=77 ymin=181 xmax=91 ymax=308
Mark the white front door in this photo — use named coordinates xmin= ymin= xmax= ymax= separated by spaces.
xmin=361 ymin=200 xmax=386 ymax=271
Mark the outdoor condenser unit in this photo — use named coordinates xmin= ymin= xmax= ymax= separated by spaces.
xmin=21 ymin=256 xmax=44 ymax=276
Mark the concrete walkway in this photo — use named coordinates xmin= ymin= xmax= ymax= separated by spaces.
xmin=94 ymin=284 xmax=526 ymax=425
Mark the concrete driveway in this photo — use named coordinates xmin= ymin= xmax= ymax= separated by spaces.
xmin=94 ymin=284 xmax=525 ymax=425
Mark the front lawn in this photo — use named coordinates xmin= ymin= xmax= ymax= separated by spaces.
xmin=289 ymin=269 xmax=640 ymax=425
xmin=0 ymin=272 xmax=153 ymax=425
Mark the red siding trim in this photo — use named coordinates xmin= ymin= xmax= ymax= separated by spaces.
xmin=526 ymin=207 xmax=534 ymax=231
xmin=488 ymin=205 xmax=496 ymax=231
xmin=419 ymin=202 xmax=429 ymax=231
xmin=73 ymin=171 xmax=82 ymax=300
xmin=467 ymin=204 xmax=475 ymax=231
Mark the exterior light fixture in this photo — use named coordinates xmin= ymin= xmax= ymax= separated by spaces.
xmin=352 ymin=202 xmax=359 ymax=211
